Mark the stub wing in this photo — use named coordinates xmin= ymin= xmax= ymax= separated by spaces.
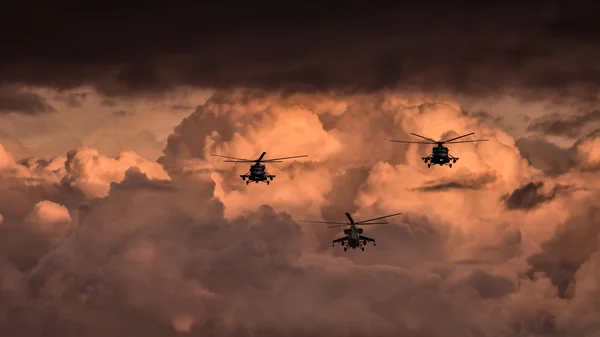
xmin=332 ymin=236 xmax=347 ymax=244
xmin=359 ymin=235 xmax=375 ymax=242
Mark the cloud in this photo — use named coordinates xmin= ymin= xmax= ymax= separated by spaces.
xmin=569 ymin=129 xmax=600 ymax=171
xmin=0 ymin=87 xmax=213 ymax=160
xmin=415 ymin=171 xmax=497 ymax=192
xmin=527 ymin=199 xmax=600 ymax=298
xmin=24 ymin=200 xmax=72 ymax=238
xmin=53 ymin=92 xmax=91 ymax=108
xmin=62 ymin=147 xmax=170 ymax=199
xmin=2 ymin=90 xmax=600 ymax=336
xmin=503 ymin=181 xmax=572 ymax=211
xmin=515 ymin=136 xmax=572 ymax=176
xmin=526 ymin=110 xmax=600 ymax=138
xmin=2 ymin=4 xmax=600 ymax=101
xmin=0 ymin=86 xmax=55 ymax=114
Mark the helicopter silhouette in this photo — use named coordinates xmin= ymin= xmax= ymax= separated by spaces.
xmin=211 ymin=152 xmax=308 ymax=185
xmin=300 ymin=212 xmax=403 ymax=251
xmin=390 ymin=132 xmax=489 ymax=168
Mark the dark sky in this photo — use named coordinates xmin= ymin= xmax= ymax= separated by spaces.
xmin=2 ymin=2 xmax=600 ymax=97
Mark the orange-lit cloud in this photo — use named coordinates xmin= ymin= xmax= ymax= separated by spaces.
xmin=0 ymin=89 xmax=599 ymax=336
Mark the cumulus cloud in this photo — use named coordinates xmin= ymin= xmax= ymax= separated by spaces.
xmin=569 ymin=130 xmax=600 ymax=171
xmin=24 ymin=200 xmax=72 ymax=237
xmin=2 ymin=90 xmax=600 ymax=336
xmin=62 ymin=147 xmax=170 ymax=199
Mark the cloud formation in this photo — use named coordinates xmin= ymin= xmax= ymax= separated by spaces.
xmin=0 ymin=86 xmax=55 ymax=115
xmin=1 ymin=90 xmax=600 ymax=336
xmin=0 ymin=87 xmax=212 ymax=160
xmin=2 ymin=4 xmax=600 ymax=101
xmin=526 ymin=110 xmax=600 ymax=138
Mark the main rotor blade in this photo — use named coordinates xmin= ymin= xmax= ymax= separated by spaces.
xmin=440 ymin=132 xmax=475 ymax=143
xmin=299 ymin=220 xmax=350 ymax=225
xmin=356 ymin=212 xmax=403 ymax=224
xmin=255 ymin=160 xmax=284 ymax=163
xmin=264 ymin=155 xmax=309 ymax=161
xmin=223 ymin=160 xmax=258 ymax=163
xmin=256 ymin=152 xmax=267 ymax=162
xmin=390 ymin=140 xmax=434 ymax=144
xmin=345 ymin=213 xmax=355 ymax=224
xmin=445 ymin=139 xmax=489 ymax=144
xmin=211 ymin=154 xmax=253 ymax=161
xmin=410 ymin=133 xmax=439 ymax=143
xmin=326 ymin=222 xmax=389 ymax=228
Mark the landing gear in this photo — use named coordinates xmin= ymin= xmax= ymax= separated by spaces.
xmin=373 ymin=242 xmax=376 ymax=246
xmin=344 ymin=247 xmax=347 ymax=252
xmin=255 ymin=181 xmax=258 ymax=184
xmin=427 ymin=163 xmax=431 ymax=168
xmin=332 ymin=243 xmax=335 ymax=247
xmin=449 ymin=164 xmax=452 ymax=168
xmin=361 ymin=247 xmax=364 ymax=251
xmin=266 ymin=181 xmax=270 ymax=185
xmin=246 ymin=180 xmax=249 ymax=185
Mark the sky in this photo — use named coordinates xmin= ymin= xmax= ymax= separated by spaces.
xmin=1 ymin=3 xmax=600 ymax=336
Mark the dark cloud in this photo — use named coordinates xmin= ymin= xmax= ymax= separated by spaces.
xmin=415 ymin=172 xmax=497 ymax=192
xmin=515 ymin=129 xmax=600 ymax=176
xmin=158 ymin=101 xmax=235 ymax=170
xmin=0 ymin=86 xmax=55 ymax=114
xmin=459 ymin=269 xmax=517 ymax=299
xmin=54 ymin=92 xmax=90 ymax=107
xmin=503 ymin=181 xmax=573 ymax=210
xmin=461 ymin=109 xmax=505 ymax=125
xmin=527 ymin=110 xmax=600 ymax=138
xmin=2 ymin=3 xmax=600 ymax=98
xmin=527 ymin=203 xmax=600 ymax=298
xmin=515 ymin=137 xmax=572 ymax=176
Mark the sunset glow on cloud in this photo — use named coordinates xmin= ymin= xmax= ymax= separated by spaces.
xmin=1 ymin=3 xmax=600 ymax=336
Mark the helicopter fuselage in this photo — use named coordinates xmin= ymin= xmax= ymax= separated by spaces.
xmin=338 ymin=225 xmax=366 ymax=250
xmin=423 ymin=145 xmax=457 ymax=167
xmin=249 ymin=163 xmax=266 ymax=180
xmin=241 ymin=163 xmax=275 ymax=184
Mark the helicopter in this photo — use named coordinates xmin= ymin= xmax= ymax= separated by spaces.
xmin=390 ymin=132 xmax=489 ymax=168
xmin=300 ymin=212 xmax=403 ymax=251
xmin=210 ymin=152 xmax=308 ymax=185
